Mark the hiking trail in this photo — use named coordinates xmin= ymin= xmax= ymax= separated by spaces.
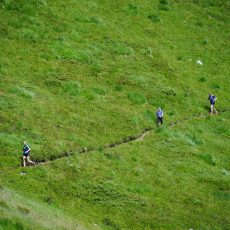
xmin=1 ymin=108 xmax=230 ymax=174
xmin=32 ymin=107 xmax=230 ymax=166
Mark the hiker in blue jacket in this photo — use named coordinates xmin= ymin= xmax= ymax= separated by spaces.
xmin=208 ymin=94 xmax=218 ymax=114
xmin=156 ymin=107 xmax=164 ymax=126
xmin=22 ymin=141 xmax=35 ymax=167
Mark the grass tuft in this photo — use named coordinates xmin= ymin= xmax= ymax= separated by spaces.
xmin=199 ymin=153 xmax=216 ymax=166
xmin=21 ymin=29 xmax=38 ymax=43
xmin=128 ymin=92 xmax=146 ymax=104
xmin=93 ymin=87 xmax=106 ymax=95
xmin=17 ymin=206 xmax=30 ymax=215
xmin=113 ymin=43 xmax=134 ymax=56
xmin=199 ymin=77 xmax=206 ymax=82
xmin=148 ymin=15 xmax=161 ymax=22
xmin=90 ymin=61 xmax=101 ymax=76
xmin=124 ymin=4 xmax=140 ymax=15
xmin=159 ymin=4 xmax=170 ymax=11
xmin=90 ymin=16 xmax=104 ymax=24
xmin=131 ymin=115 xmax=139 ymax=126
xmin=160 ymin=0 xmax=168 ymax=5
xmin=114 ymin=84 xmax=123 ymax=92
xmin=214 ymin=191 xmax=230 ymax=201
xmin=103 ymin=217 xmax=120 ymax=230
xmin=211 ymin=83 xmax=221 ymax=89
xmin=0 ymin=200 xmax=9 ymax=208
xmin=61 ymin=81 xmax=81 ymax=96
xmin=143 ymin=109 xmax=155 ymax=122
xmin=43 ymin=196 xmax=54 ymax=204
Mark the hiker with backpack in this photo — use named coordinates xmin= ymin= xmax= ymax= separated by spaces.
xmin=156 ymin=107 xmax=164 ymax=126
xmin=22 ymin=141 xmax=35 ymax=167
xmin=208 ymin=93 xmax=218 ymax=114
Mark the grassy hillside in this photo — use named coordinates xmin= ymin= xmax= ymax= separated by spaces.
xmin=1 ymin=113 xmax=230 ymax=229
xmin=0 ymin=0 xmax=229 ymax=229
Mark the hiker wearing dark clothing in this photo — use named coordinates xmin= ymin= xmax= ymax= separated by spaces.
xmin=156 ymin=107 xmax=164 ymax=126
xmin=208 ymin=94 xmax=218 ymax=114
xmin=22 ymin=141 xmax=35 ymax=167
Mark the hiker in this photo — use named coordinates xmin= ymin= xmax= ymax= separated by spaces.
xmin=22 ymin=141 xmax=35 ymax=167
xmin=156 ymin=107 xmax=164 ymax=126
xmin=208 ymin=93 xmax=218 ymax=114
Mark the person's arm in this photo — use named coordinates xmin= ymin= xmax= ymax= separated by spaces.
xmin=25 ymin=146 xmax=30 ymax=153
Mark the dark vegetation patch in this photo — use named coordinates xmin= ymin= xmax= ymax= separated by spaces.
xmin=104 ymin=152 xmax=121 ymax=160
xmin=211 ymin=83 xmax=221 ymax=89
xmin=148 ymin=14 xmax=161 ymax=22
xmin=198 ymin=77 xmax=206 ymax=82
xmin=17 ymin=206 xmax=30 ymax=215
xmin=214 ymin=191 xmax=230 ymax=201
xmin=43 ymin=196 xmax=54 ymax=204
xmin=0 ymin=218 xmax=26 ymax=230
xmin=0 ymin=200 xmax=9 ymax=208
xmin=199 ymin=153 xmax=216 ymax=166
xmin=103 ymin=217 xmax=121 ymax=230
xmin=124 ymin=3 xmax=140 ymax=15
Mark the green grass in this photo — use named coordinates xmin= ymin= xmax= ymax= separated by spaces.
xmin=0 ymin=0 xmax=230 ymax=229
xmin=1 ymin=114 xmax=230 ymax=229
xmin=0 ymin=187 xmax=85 ymax=230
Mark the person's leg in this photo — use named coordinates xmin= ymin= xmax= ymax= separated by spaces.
xmin=213 ymin=106 xmax=218 ymax=114
xmin=210 ymin=104 xmax=214 ymax=114
xmin=157 ymin=117 xmax=160 ymax=126
xmin=23 ymin=156 xmax=26 ymax=167
xmin=160 ymin=117 xmax=163 ymax=124
xmin=27 ymin=156 xmax=35 ymax=166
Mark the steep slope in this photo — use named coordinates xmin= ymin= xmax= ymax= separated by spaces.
xmin=0 ymin=0 xmax=230 ymax=229
xmin=1 ymin=0 xmax=229 ymax=169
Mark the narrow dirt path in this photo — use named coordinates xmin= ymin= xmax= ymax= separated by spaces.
xmin=1 ymin=107 xmax=229 ymax=173
xmin=34 ymin=107 xmax=230 ymax=166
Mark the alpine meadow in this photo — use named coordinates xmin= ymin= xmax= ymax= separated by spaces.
xmin=0 ymin=0 xmax=230 ymax=229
